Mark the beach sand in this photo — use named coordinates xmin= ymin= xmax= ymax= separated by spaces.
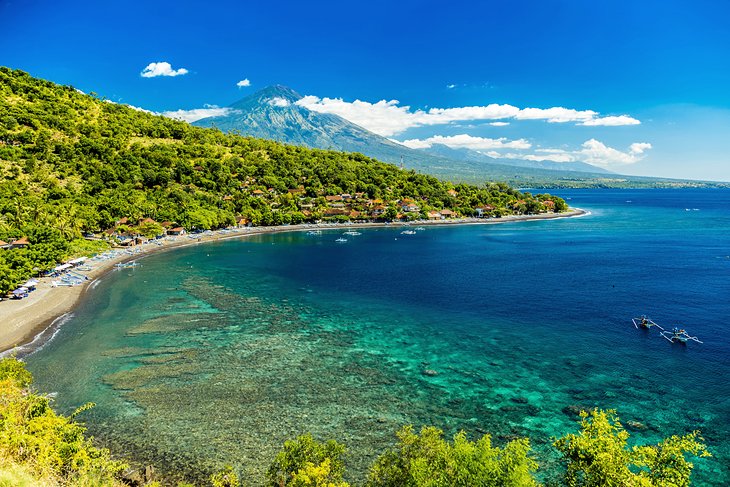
xmin=0 ymin=209 xmax=585 ymax=354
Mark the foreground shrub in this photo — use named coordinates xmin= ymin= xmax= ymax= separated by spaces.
xmin=366 ymin=425 xmax=538 ymax=487
xmin=0 ymin=358 xmax=126 ymax=485
xmin=553 ymin=409 xmax=710 ymax=487
xmin=266 ymin=433 xmax=348 ymax=486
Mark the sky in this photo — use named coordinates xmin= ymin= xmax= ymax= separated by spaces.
xmin=2 ymin=0 xmax=730 ymax=181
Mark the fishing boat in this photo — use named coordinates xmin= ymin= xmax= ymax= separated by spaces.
xmin=114 ymin=261 xmax=139 ymax=269
xmin=401 ymin=230 xmax=416 ymax=235
xmin=306 ymin=230 xmax=322 ymax=236
xmin=660 ymin=327 xmax=702 ymax=344
xmin=335 ymin=237 xmax=347 ymax=242
xmin=632 ymin=316 xmax=664 ymax=331
xmin=415 ymin=226 xmax=426 ymax=231
xmin=343 ymin=230 xmax=361 ymax=236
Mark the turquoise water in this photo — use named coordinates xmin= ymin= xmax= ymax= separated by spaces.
xmin=27 ymin=189 xmax=730 ymax=484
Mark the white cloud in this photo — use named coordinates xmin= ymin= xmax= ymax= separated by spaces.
xmin=515 ymin=107 xmax=597 ymax=123
xmin=161 ymin=106 xmax=236 ymax=123
xmin=140 ymin=62 xmax=189 ymax=78
xmin=483 ymin=139 xmax=652 ymax=167
xmin=296 ymin=95 xmax=641 ymax=136
xmin=446 ymin=84 xmax=456 ymax=89
xmin=267 ymin=97 xmax=290 ymax=107
xmin=485 ymin=151 xmax=576 ymax=163
xmin=578 ymin=139 xmax=651 ymax=167
xmin=400 ymin=134 xmax=531 ymax=151
xmin=629 ymin=142 xmax=652 ymax=154
xmin=489 ymin=122 xmax=510 ymax=126
xmin=237 ymin=78 xmax=251 ymax=88
xmin=581 ymin=115 xmax=641 ymax=126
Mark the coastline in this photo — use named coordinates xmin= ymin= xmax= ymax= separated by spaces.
xmin=0 ymin=208 xmax=585 ymax=355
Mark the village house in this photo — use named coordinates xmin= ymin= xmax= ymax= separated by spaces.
xmin=371 ymin=205 xmax=386 ymax=217
xmin=252 ymin=189 xmax=265 ymax=197
xmin=474 ymin=205 xmax=495 ymax=218
xmin=440 ymin=209 xmax=456 ymax=219
xmin=7 ymin=236 xmax=30 ymax=249
xmin=167 ymin=227 xmax=186 ymax=236
xmin=427 ymin=211 xmax=442 ymax=220
xmin=325 ymin=195 xmax=343 ymax=203
xmin=400 ymin=199 xmax=420 ymax=213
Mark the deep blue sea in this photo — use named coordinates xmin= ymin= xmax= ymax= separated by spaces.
xmin=26 ymin=189 xmax=730 ymax=484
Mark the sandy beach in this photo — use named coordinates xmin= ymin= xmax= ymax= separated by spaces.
xmin=0 ymin=208 xmax=585 ymax=355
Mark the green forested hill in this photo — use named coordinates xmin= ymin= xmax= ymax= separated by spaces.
xmin=0 ymin=67 xmax=563 ymax=292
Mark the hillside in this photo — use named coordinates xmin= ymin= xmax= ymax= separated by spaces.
xmin=0 ymin=67 xmax=565 ymax=293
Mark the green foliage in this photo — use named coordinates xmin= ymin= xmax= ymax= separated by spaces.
xmin=210 ymin=465 xmax=240 ymax=487
xmin=0 ymin=354 xmax=33 ymax=387
xmin=366 ymin=425 xmax=538 ymax=487
xmin=288 ymin=458 xmax=350 ymax=487
xmin=553 ymin=409 xmax=710 ymax=487
xmin=267 ymin=433 xmax=347 ymax=486
xmin=0 ymin=357 xmax=127 ymax=485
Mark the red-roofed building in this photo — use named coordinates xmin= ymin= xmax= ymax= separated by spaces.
xmin=8 ymin=236 xmax=30 ymax=249
xmin=167 ymin=227 xmax=186 ymax=236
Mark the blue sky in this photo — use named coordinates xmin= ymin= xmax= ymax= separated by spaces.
xmin=2 ymin=0 xmax=730 ymax=181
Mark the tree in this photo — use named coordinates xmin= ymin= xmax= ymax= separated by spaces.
xmin=553 ymin=409 xmax=710 ymax=487
xmin=267 ymin=433 xmax=347 ymax=487
xmin=367 ymin=426 xmax=538 ymax=487
xmin=384 ymin=205 xmax=398 ymax=221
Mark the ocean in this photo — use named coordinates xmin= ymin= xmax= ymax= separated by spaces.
xmin=26 ymin=189 xmax=730 ymax=484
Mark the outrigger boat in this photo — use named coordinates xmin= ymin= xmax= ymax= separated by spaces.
xmin=632 ymin=316 xmax=664 ymax=331
xmin=660 ymin=327 xmax=703 ymax=344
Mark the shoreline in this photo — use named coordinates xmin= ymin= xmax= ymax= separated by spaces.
xmin=0 ymin=208 xmax=585 ymax=356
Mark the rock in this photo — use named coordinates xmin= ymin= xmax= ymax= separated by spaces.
xmin=511 ymin=397 xmax=529 ymax=404
xmin=422 ymin=369 xmax=438 ymax=376
xmin=625 ymin=420 xmax=648 ymax=431
xmin=120 ymin=467 xmax=144 ymax=486
xmin=562 ymin=405 xmax=585 ymax=417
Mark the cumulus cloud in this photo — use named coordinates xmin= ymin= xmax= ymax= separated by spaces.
xmin=577 ymin=139 xmax=652 ymax=167
xmin=237 ymin=78 xmax=251 ymax=88
xmin=267 ymin=97 xmax=290 ymax=107
xmin=515 ymin=107 xmax=597 ymax=123
xmin=629 ymin=142 xmax=652 ymax=154
xmin=482 ymin=139 xmax=652 ymax=167
xmin=581 ymin=115 xmax=641 ymax=126
xmin=400 ymin=134 xmax=531 ymax=151
xmin=446 ymin=84 xmax=457 ymax=89
xmin=489 ymin=122 xmax=510 ymax=126
xmin=160 ymin=106 xmax=237 ymax=123
xmin=296 ymin=95 xmax=640 ymax=136
xmin=140 ymin=62 xmax=189 ymax=78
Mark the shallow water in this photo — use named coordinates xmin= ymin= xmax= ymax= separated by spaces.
xmin=27 ymin=189 xmax=730 ymax=484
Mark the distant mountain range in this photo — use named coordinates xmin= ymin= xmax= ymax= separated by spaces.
xmin=194 ymin=86 xmax=723 ymax=188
